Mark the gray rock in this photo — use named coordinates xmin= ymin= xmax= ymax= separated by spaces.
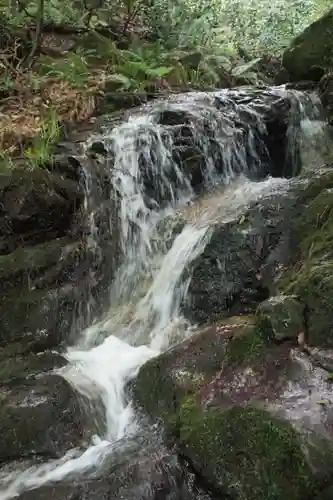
xmin=182 ymin=190 xmax=295 ymax=324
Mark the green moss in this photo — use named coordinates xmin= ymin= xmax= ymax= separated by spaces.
xmin=178 ymin=397 xmax=315 ymax=500
xmin=283 ymin=172 xmax=333 ymax=265
xmin=283 ymin=263 xmax=333 ymax=347
xmin=277 ymin=171 xmax=333 ymax=348
xmin=224 ymin=319 xmax=270 ymax=366
xmin=298 ymin=189 xmax=333 ymax=259
xmin=133 ymin=355 xmax=182 ymax=423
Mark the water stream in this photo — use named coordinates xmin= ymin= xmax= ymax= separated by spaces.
xmin=0 ymin=87 xmax=327 ymax=499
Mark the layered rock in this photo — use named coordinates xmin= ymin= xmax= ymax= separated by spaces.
xmin=0 ymin=140 xmax=118 ymax=467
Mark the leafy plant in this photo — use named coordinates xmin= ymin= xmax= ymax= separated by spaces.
xmin=24 ymin=108 xmax=60 ymax=168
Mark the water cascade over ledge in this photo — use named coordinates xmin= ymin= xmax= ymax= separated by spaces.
xmin=0 ymin=86 xmax=328 ymax=499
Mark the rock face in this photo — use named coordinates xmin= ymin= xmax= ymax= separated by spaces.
xmin=0 ymin=138 xmax=118 ymax=467
xmin=182 ymin=187 xmax=295 ymax=324
xmin=282 ymin=9 xmax=333 ymax=82
xmin=279 ymin=168 xmax=333 ymax=348
xmin=133 ymin=313 xmax=333 ymax=500
xmin=134 ymin=165 xmax=333 ymax=500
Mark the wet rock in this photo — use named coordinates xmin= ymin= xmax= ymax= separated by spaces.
xmin=15 ymin=440 xmax=216 ymax=500
xmin=183 ymin=189 xmax=295 ymax=324
xmin=134 ymin=315 xmax=333 ymax=500
xmin=0 ymin=237 xmax=98 ymax=350
xmin=0 ymin=345 xmax=66 ymax=384
xmin=0 ymin=167 xmax=84 ymax=255
xmin=128 ymin=88 xmax=305 ymax=207
xmin=133 ymin=317 xmax=255 ymax=423
xmin=257 ymin=295 xmax=304 ymax=342
xmin=215 ymin=87 xmax=301 ymax=178
xmin=0 ymin=372 xmax=85 ymax=462
xmin=319 ymin=72 xmax=333 ymax=124
xmin=282 ymin=9 xmax=333 ymax=82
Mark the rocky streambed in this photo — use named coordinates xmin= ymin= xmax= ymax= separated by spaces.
xmin=1 ymin=82 xmax=333 ymax=500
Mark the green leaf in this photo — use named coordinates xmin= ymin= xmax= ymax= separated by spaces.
xmin=105 ymin=73 xmax=133 ymax=90
xmin=145 ymin=66 xmax=174 ymax=78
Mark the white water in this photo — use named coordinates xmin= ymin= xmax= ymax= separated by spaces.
xmin=0 ymin=87 xmax=326 ymax=499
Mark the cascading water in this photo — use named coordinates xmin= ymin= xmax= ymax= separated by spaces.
xmin=0 ymin=86 xmax=327 ymax=499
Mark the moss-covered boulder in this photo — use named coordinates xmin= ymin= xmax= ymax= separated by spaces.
xmin=277 ymin=168 xmax=333 ymax=348
xmin=283 ymin=263 xmax=333 ymax=348
xmin=178 ymin=400 xmax=313 ymax=500
xmin=282 ymin=9 xmax=333 ymax=81
xmin=134 ymin=314 xmax=333 ymax=499
xmin=257 ymin=295 xmax=304 ymax=341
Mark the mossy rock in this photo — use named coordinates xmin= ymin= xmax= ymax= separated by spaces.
xmin=282 ymin=9 xmax=333 ymax=81
xmin=177 ymin=398 xmax=315 ymax=500
xmin=0 ymin=237 xmax=71 ymax=280
xmin=0 ymin=286 xmax=76 ymax=349
xmin=276 ymin=169 xmax=333 ymax=347
xmin=257 ymin=295 xmax=304 ymax=341
xmin=0 ymin=348 xmax=65 ymax=385
xmin=283 ymin=263 xmax=333 ymax=348
xmin=280 ymin=170 xmax=333 ymax=265
xmin=133 ymin=317 xmax=256 ymax=422
xmin=0 ymin=374 xmax=84 ymax=462
xmin=134 ymin=314 xmax=333 ymax=497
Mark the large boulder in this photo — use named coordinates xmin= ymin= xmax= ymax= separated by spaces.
xmin=0 ymin=367 xmax=86 ymax=462
xmin=282 ymin=9 xmax=333 ymax=82
xmin=182 ymin=186 xmax=295 ymax=325
xmin=133 ymin=314 xmax=333 ymax=500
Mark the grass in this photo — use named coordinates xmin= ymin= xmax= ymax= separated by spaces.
xmin=0 ymin=51 xmax=99 ymax=159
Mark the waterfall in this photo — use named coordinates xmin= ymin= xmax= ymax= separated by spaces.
xmin=0 ymin=86 xmax=326 ymax=499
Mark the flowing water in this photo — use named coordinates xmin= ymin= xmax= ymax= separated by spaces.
xmin=0 ymin=87 xmax=327 ymax=499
